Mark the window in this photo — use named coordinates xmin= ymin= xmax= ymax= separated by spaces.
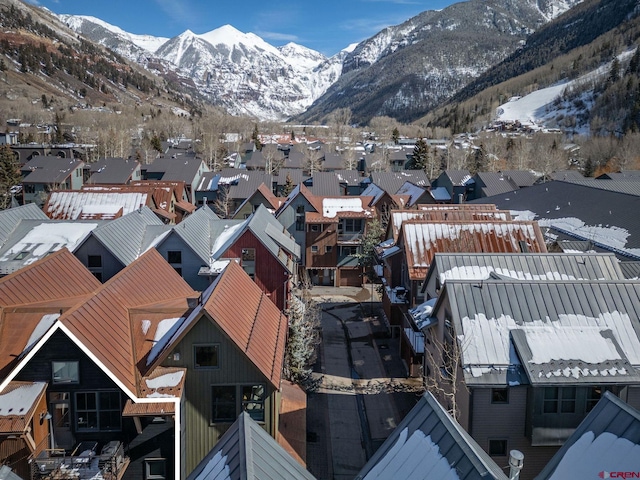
xmin=242 ymin=385 xmax=265 ymax=422
xmin=325 ymin=245 xmax=333 ymax=253
xmin=167 ymin=251 xmax=182 ymax=264
xmin=145 ymin=458 xmax=166 ymax=480
xmin=87 ymin=255 xmax=102 ymax=268
xmin=340 ymin=218 xmax=363 ymax=233
xmin=13 ymin=251 xmax=29 ymax=260
xmin=543 ymin=387 xmax=576 ymax=414
xmin=52 ymin=361 xmax=79 ymax=384
xmin=194 ymin=345 xmax=219 ymax=369
xmin=75 ymin=391 xmax=121 ymax=431
xmin=24 ymin=184 xmax=35 ymax=194
xmin=310 ymin=224 xmax=319 ymax=232
xmin=491 ymin=388 xmax=509 ymax=404
xmin=241 ymin=248 xmax=255 ymax=262
xmin=489 ymin=439 xmax=508 ymax=456
xmin=341 ymin=246 xmax=358 ymax=256
xmin=311 ymin=245 xmax=318 ymax=253
xmin=212 ymin=386 xmax=236 ymax=423
xmin=295 ymin=205 xmax=305 ymax=231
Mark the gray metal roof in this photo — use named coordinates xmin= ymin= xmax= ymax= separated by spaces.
xmin=187 ymin=412 xmax=316 ymax=480
xmin=306 ymin=172 xmax=342 ymax=196
xmin=424 ymin=252 xmax=626 ymax=294
xmin=171 ymin=206 xmax=233 ymax=263
xmin=333 ymin=169 xmax=361 ymax=186
xmin=245 ymin=146 xmax=285 ymax=169
xmin=549 ymin=170 xmax=584 ymax=181
xmin=443 ymin=279 xmax=640 ymax=387
xmin=500 ymin=170 xmax=540 ymax=187
xmin=370 ymin=171 xmax=430 ymax=195
xmin=21 ymin=156 xmax=84 ymax=184
xmin=558 ymin=178 xmax=640 ymax=196
xmin=596 ymin=170 xmax=640 ymax=180
xmin=355 ymin=392 xmax=508 ymax=480
xmin=91 ymin=207 xmax=169 ymax=265
xmin=143 ymin=156 xmax=206 ymax=182
xmin=535 ymin=392 xmax=640 ymax=479
xmin=620 ymin=261 xmax=640 ymax=279
xmin=276 ymin=168 xmax=306 ymax=187
xmin=443 ymin=169 xmax=472 ymax=186
xmin=218 ymin=169 xmax=275 ymax=201
xmin=474 ymin=172 xmax=519 ymax=197
xmin=323 ymin=152 xmax=344 ymax=170
xmin=0 ymin=204 xmax=48 ymax=247
xmin=87 ymin=157 xmax=140 ymax=184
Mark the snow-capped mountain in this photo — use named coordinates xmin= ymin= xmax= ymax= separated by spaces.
xmin=57 ymin=0 xmax=583 ymax=122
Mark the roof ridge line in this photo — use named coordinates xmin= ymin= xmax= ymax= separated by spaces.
xmin=245 ymin=292 xmax=264 ymax=352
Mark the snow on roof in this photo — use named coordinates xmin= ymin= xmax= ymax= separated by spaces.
xmin=0 ymin=383 xmax=45 ymax=416
xmin=147 ymin=318 xmax=184 ymax=366
xmin=363 ymin=427 xmax=460 ymax=480
xmin=460 ymin=312 xmax=640 ymax=379
xmin=548 ymin=431 xmax=640 ymax=480
xmin=46 ymin=192 xmax=148 ymax=220
xmin=322 ymin=197 xmax=364 ymax=218
xmin=0 ymin=222 xmax=97 ymax=264
xmin=24 ymin=314 xmax=59 ymax=352
xmin=145 ymin=371 xmax=184 ymax=390
xmin=190 ymin=450 xmax=231 ymax=480
xmin=439 ymin=265 xmax=582 ymax=283
xmin=408 ymin=298 xmax=437 ymax=330
xmin=210 ymin=221 xmax=246 ymax=258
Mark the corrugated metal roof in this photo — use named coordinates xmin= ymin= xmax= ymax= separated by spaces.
xmin=144 ymin=156 xmax=206 ymax=183
xmin=276 ymin=168 xmax=306 ymax=187
xmin=401 ymin=221 xmax=547 ymax=280
xmin=60 ymin=249 xmax=197 ymax=396
xmin=91 ymin=207 xmax=169 ymax=266
xmin=535 ymin=392 xmax=640 ymax=479
xmin=45 ymin=191 xmax=151 ymax=220
xmin=334 ymin=169 xmax=361 ymax=186
xmin=306 ymin=172 xmax=342 ymax=196
xmin=557 ymin=178 xmax=640 ymax=196
xmin=21 ymin=156 xmax=84 ymax=184
xmin=474 ymin=172 xmax=520 ymax=197
xmin=187 ymin=412 xmax=316 ymax=480
xmin=87 ymin=157 xmax=140 ymax=184
xmin=426 ymin=252 xmax=625 ymax=294
xmin=443 ymin=169 xmax=472 ymax=186
xmin=0 ymin=204 xmax=48 ymax=248
xmin=500 ymin=170 xmax=540 ymax=187
xmin=169 ymin=207 xmax=233 ymax=263
xmin=203 ymin=261 xmax=286 ymax=388
xmin=356 ymin=392 xmax=508 ymax=480
xmin=620 ymin=261 xmax=640 ymax=279
xmin=444 ymin=279 xmax=640 ymax=386
xmin=550 ymin=170 xmax=584 ymax=181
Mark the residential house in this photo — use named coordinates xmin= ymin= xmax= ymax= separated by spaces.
xmin=500 ymin=170 xmax=540 ymax=188
xmin=142 ymin=154 xmax=210 ymax=203
xmin=0 ymin=219 xmax=100 ymax=276
xmin=370 ymin=171 xmax=430 ymax=198
xmin=232 ymin=183 xmax=283 ymax=220
xmin=387 ymin=148 xmax=412 ymax=172
xmin=203 ymin=205 xmax=300 ymax=310
xmin=423 ymin=277 xmax=640 ymax=479
xmin=467 ymin=171 xmax=520 ymax=200
xmin=245 ymin=145 xmax=285 ymax=171
xmin=276 ymin=184 xmax=377 ymax=286
xmin=535 ymin=392 xmax=640 ymax=479
xmin=21 ymin=156 xmax=85 ymax=206
xmin=44 ymin=190 xmax=154 ymax=221
xmin=274 ymin=169 xmax=306 ymax=197
xmin=395 ymin=181 xmax=432 ymax=208
xmin=473 ymin=180 xmax=640 ymax=261
xmin=73 ymin=206 xmax=170 ymax=282
xmin=84 ymin=158 xmax=142 ymax=185
xmin=187 ymin=412 xmax=314 ymax=480
xmin=333 ymin=170 xmax=362 ymax=195
xmin=11 ymin=145 xmax=84 ymax=165
xmin=147 ymin=260 xmax=289 ymax=475
xmin=303 ymin=172 xmax=343 ymax=196
xmin=432 ymin=170 xmax=472 ymax=203
xmin=355 ymin=392 xmax=508 ymax=480
xmin=0 ymin=249 xmax=199 ymax=480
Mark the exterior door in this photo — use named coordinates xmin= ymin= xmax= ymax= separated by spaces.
xmin=49 ymin=392 xmax=74 ymax=450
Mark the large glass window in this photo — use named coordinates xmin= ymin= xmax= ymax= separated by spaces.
xmin=145 ymin=459 xmax=166 ymax=480
xmin=52 ymin=361 xmax=79 ymax=384
xmin=167 ymin=251 xmax=182 ymax=264
xmin=194 ymin=345 xmax=219 ymax=369
xmin=543 ymin=387 xmax=576 ymax=414
xmin=212 ymin=386 xmax=236 ymax=423
xmin=75 ymin=391 xmax=121 ymax=431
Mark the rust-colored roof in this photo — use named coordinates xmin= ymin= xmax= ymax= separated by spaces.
xmin=60 ymin=249 xmax=197 ymax=397
xmin=122 ymin=399 xmax=176 ymax=416
xmin=0 ymin=381 xmax=46 ymax=434
xmin=256 ymin=183 xmax=283 ymax=210
xmin=175 ymin=199 xmax=196 ymax=213
xmin=417 ymin=203 xmax=498 ymax=211
xmin=0 ymin=249 xmax=100 ymax=376
xmin=401 ymin=220 xmax=548 ymax=280
xmin=204 ymin=261 xmax=286 ymax=388
xmin=277 ymin=380 xmax=307 ymax=466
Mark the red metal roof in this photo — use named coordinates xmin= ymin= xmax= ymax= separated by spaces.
xmin=204 ymin=261 xmax=286 ymax=388
xmin=60 ymin=249 xmax=197 ymax=396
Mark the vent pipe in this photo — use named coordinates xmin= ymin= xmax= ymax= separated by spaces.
xmin=508 ymin=450 xmax=524 ymax=480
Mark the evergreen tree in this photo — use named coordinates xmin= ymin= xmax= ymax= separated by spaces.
xmin=411 ymin=137 xmax=429 ymax=170
xmin=467 ymin=143 xmax=486 ymax=175
xmin=609 ymin=57 xmax=620 ymax=84
xmin=0 ymin=145 xmax=21 ymax=210
xmin=150 ymin=135 xmax=163 ymax=153
xmin=251 ymin=124 xmax=262 ymax=150
xmin=356 ymin=218 xmax=385 ymax=283
xmin=282 ymin=173 xmax=295 ymax=197
xmin=290 ymin=130 xmax=296 ymax=141
xmin=391 ymin=127 xmax=400 ymax=145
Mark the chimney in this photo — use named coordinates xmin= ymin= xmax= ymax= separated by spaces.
xmin=458 ymin=193 xmax=463 ymax=204
xmin=508 ymin=450 xmax=524 ymax=480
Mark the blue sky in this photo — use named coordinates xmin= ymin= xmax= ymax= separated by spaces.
xmin=30 ymin=0 xmax=459 ymax=56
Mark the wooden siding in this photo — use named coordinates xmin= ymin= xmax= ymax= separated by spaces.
xmin=162 ymin=316 xmax=278 ymax=475
xmin=471 ymin=387 xmax=559 ymax=480
xmin=306 ymin=224 xmax=337 ymax=269
xmin=222 ymin=229 xmax=289 ymax=310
